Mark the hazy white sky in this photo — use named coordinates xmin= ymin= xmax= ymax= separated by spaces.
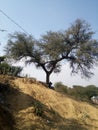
xmin=0 ymin=0 xmax=98 ymax=87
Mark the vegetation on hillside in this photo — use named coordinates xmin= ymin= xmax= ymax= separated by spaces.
xmin=54 ymin=82 xmax=98 ymax=102
xmin=0 ymin=75 xmax=98 ymax=130
xmin=0 ymin=56 xmax=22 ymax=76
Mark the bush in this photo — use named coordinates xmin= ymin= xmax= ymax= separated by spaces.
xmin=68 ymin=85 xmax=87 ymax=100
xmin=54 ymin=82 xmax=68 ymax=93
xmin=34 ymin=101 xmax=44 ymax=116
xmin=10 ymin=66 xmax=23 ymax=76
xmin=0 ymin=62 xmax=22 ymax=76
xmin=0 ymin=56 xmax=5 ymax=64
xmin=0 ymin=62 xmax=10 ymax=74
xmin=68 ymin=85 xmax=98 ymax=101
xmin=84 ymin=85 xmax=98 ymax=99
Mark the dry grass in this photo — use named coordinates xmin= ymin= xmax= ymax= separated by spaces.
xmin=0 ymin=75 xmax=98 ymax=130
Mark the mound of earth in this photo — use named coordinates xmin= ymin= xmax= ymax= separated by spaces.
xmin=0 ymin=75 xmax=98 ymax=130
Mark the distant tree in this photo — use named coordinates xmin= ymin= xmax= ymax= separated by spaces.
xmin=5 ymin=19 xmax=98 ymax=85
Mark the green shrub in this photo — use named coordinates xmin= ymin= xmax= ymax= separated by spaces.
xmin=34 ymin=101 xmax=44 ymax=116
xmin=68 ymin=85 xmax=98 ymax=101
xmin=10 ymin=66 xmax=23 ymax=76
xmin=54 ymin=82 xmax=68 ymax=93
xmin=0 ymin=62 xmax=22 ymax=76
xmin=84 ymin=85 xmax=98 ymax=99
xmin=0 ymin=62 xmax=10 ymax=74
xmin=0 ymin=56 xmax=5 ymax=64
xmin=68 ymin=85 xmax=87 ymax=101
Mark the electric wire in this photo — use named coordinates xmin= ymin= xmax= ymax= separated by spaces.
xmin=0 ymin=9 xmax=29 ymax=34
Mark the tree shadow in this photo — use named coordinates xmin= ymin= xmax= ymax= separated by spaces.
xmin=0 ymin=105 xmax=15 ymax=130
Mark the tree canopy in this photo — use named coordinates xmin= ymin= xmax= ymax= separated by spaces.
xmin=5 ymin=19 xmax=98 ymax=85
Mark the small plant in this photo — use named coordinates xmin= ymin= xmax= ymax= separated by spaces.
xmin=34 ymin=101 xmax=44 ymax=116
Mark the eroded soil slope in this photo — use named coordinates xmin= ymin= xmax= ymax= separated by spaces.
xmin=0 ymin=75 xmax=98 ymax=130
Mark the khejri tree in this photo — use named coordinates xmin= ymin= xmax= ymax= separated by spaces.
xmin=5 ymin=19 xmax=98 ymax=85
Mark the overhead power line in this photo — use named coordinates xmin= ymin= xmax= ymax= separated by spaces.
xmin=0 ymin=9 xmax=29 ymax=34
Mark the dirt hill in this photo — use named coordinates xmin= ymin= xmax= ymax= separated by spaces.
xmin=0 ymin=75 xmax=98 ymax=130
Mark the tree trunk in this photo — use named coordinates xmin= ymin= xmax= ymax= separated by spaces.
xmin=46 ymin=72 xmax=50 ymax=85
